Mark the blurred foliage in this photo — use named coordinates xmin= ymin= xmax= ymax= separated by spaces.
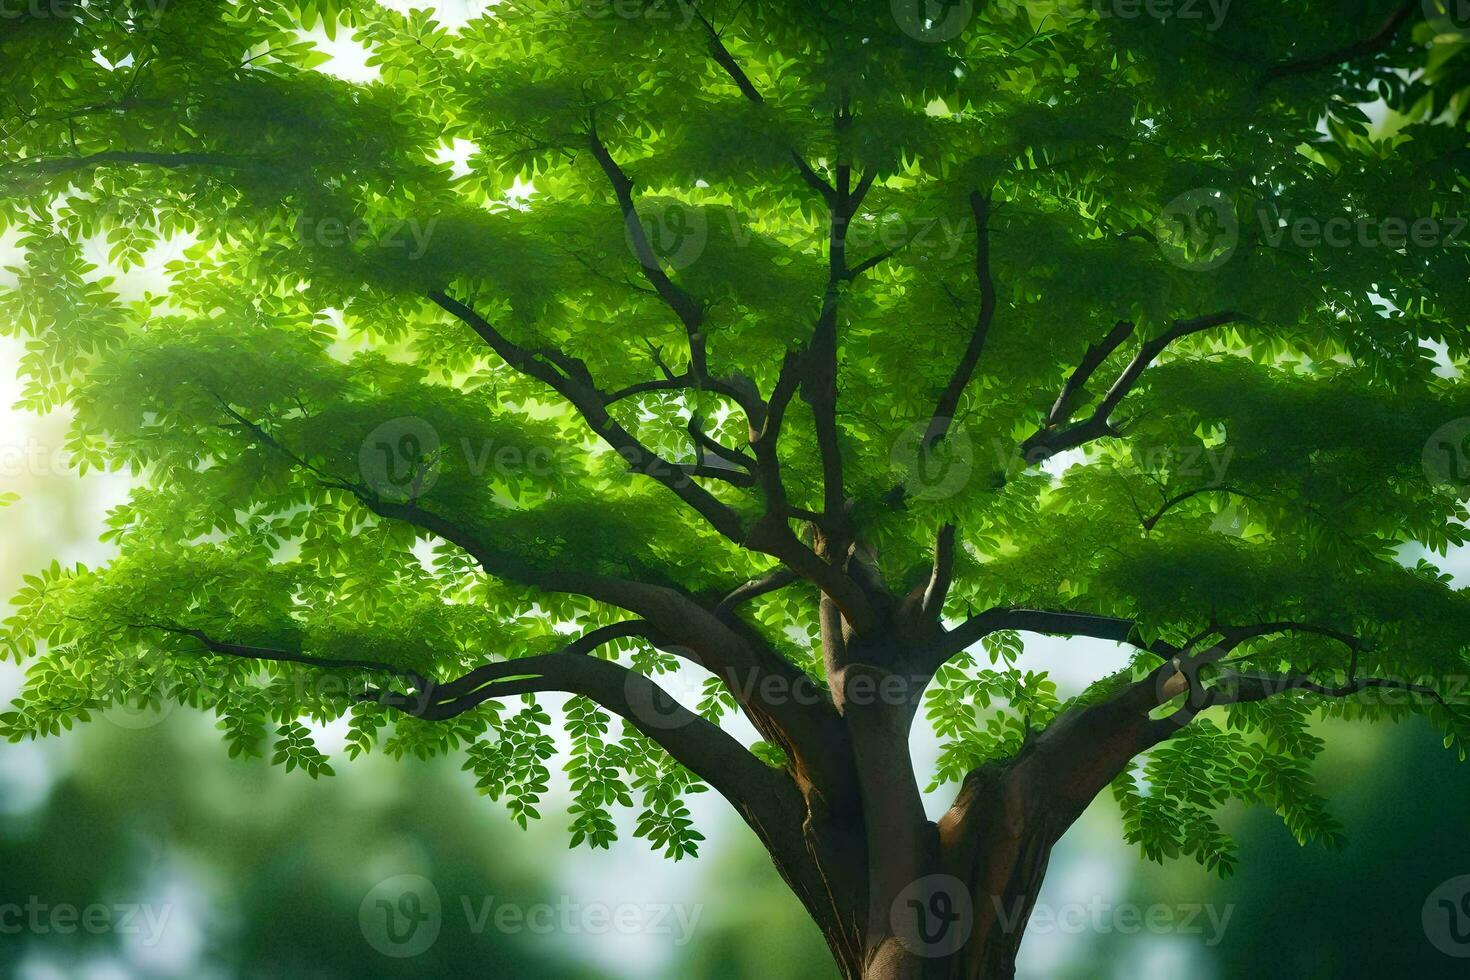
xmin=0 ymin=711 xmax=833 ymax=979
xmin=1073 ymin=716 xmax=1470 ymax=978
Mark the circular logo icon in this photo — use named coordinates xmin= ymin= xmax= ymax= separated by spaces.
xmin=1425 ymin=0 xmax=1470 ymax=41
xmin=1157 ymin=189 xmax=1239 ymax=272
xmin=101 ymin=679 xmax=178 ymax=731
xmin=1424 ymin=874 xmax=1470 ymax=957
xmin=892 ymin=0 xmax=975 ymax=42
xmin=359 ymin=417 xmax=442 ymax=503
xmin=1423 ymin=419 xmax=1470 ymax=494
xmin=627 ymin=200 xmax=707 ymax=271
xmin=622 ymin=660 xmax=701 ymax=731
xmin=891 ymin=874 xmax=974 ymax=957
xmin=360 ymin=874 xmax=441 ymax=958
xmin=890 ymin=420 xmax=974 ymax=501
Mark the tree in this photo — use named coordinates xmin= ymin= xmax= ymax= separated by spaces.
xmin=3 ymin=1 xmax=1470 ymax=977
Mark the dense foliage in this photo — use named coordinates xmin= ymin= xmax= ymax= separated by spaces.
xmin=3 ymin=1 xmax=1470 ymax=973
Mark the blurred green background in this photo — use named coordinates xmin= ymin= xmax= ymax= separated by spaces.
xmin=4 ymin=330 xmax=1470 ymax=980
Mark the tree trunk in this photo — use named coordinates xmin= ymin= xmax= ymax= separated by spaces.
xmin=843 ymin=759 xmax=1060 ymax=980
xmin=732 ymin=604 xmax=1145 ymax=980
xmin=760 ymin=665 xmax=1074 ymax=980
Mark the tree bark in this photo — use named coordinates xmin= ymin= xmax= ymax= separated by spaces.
xmin=737 ymin=619 xmax=1101 ymax=980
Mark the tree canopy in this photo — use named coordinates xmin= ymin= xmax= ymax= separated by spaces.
xmin=3 ymin=1 xmax=1470 ymax=976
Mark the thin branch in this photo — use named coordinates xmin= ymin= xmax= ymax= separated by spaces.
xmin=715 ymin=567 xmax=801 ymax=619
xmin=928 ymin=606 xmax=1141 ymax=672
xmin=0 ymin=149 xmax=257 ymax=181
xmin=922 ymin=190 xmax=997 ymax=449
xmin=1044 ymin=320 xmax=1136 ymax=429
xmin=1141 ymin=484 xmax=1257 ymax=532
xmin=585 ymin=126 xmax=707 ymax=368
xmin=689 ymin=413 xmax=758 ymax=476
xmin=428 ymin=289 xmax=748 ymax=541
xmin=1263 ymin=0 xmax=1420 ymax=82
xmin=1022 ymin=311 xmax=1244 ymax=463
xmin=692 ymin=5 xmax=765 ymax=103
xmin=919 ymin=523 xmax=956 ymax=621
xmin=1205 ymin=671 xmax=1447 ymax=708
xmin=690 ymin=4 xmax=835 ymax=203
xmin=133 ymin=622 xmax=430 ymax=692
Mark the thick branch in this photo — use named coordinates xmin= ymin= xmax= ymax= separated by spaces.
xmin=151 ymin=622 xmax=790 ymax=827
xmin=920 ymin=524 xmax=957 ymax=622
xmin=931 ymin=606 xmax=1139 ymax=669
